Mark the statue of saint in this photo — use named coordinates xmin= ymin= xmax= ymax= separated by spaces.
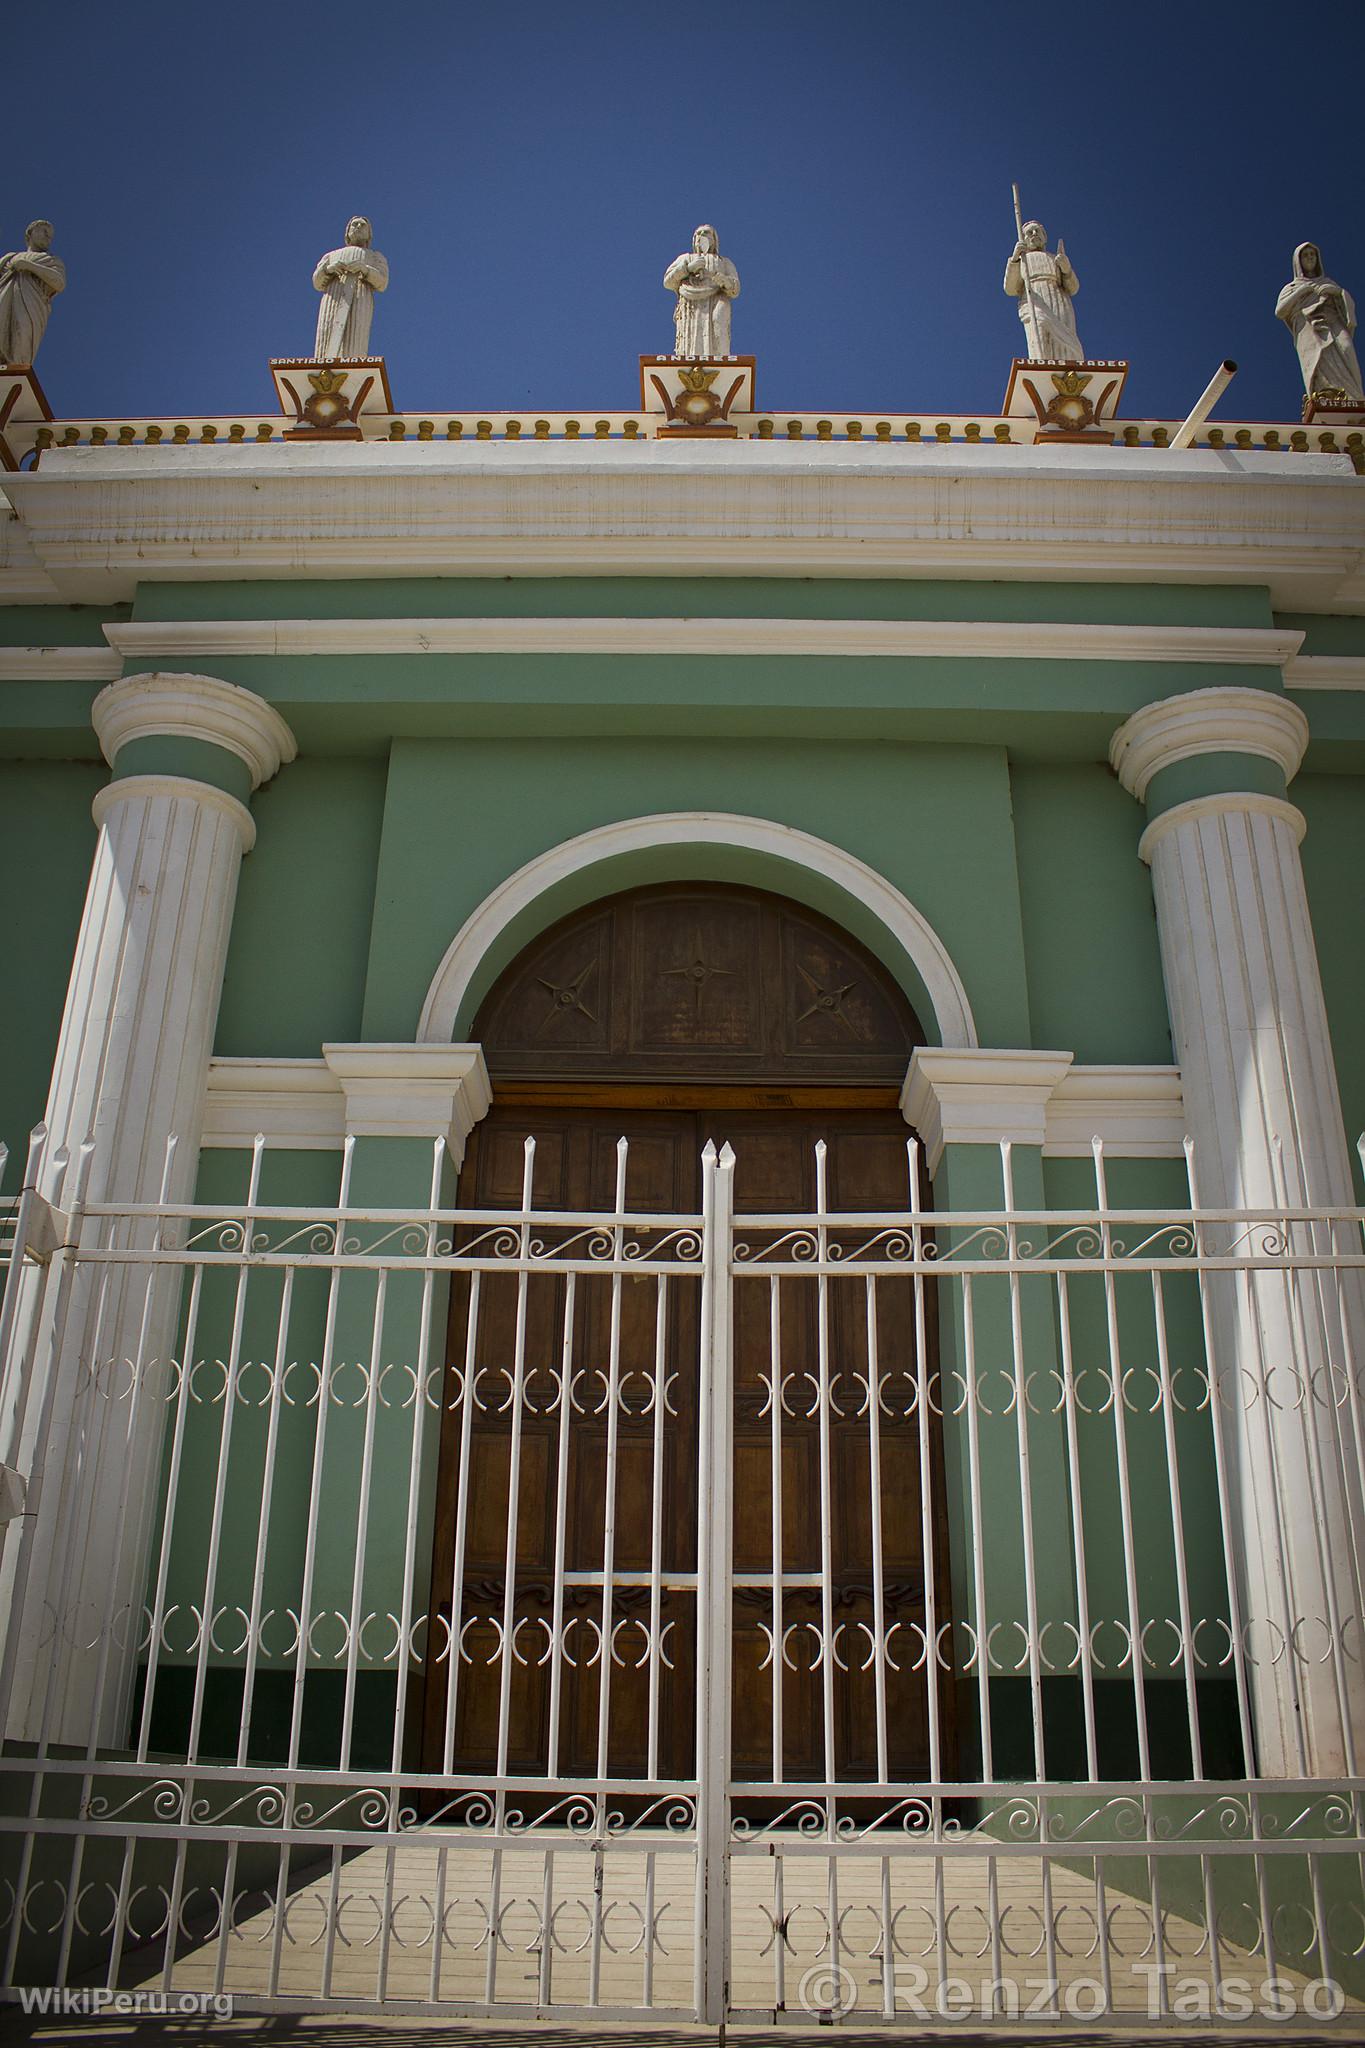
xmin=1003 ymin=221 xmax=1083 ymax=362
xmin=663 ymin=225 xmax=740 ymax=357
xmin=312 ymin=216 xmax=388 ymax=361
xmin=1276 ymin=242 xmax=1363 ymax=408
xmin=0 ymin=220 xmax=66 ymax=367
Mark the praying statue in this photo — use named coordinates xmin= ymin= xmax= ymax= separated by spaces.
xmin=1004 ymin=221 xmax=1082 ymax=363
xmin=0 ymin=220 xmax=65 ymax=367
xmin=663 ymin=225 xmax=740 ymax=357
xmin=1276 ymin=242 xmax=1363 ymax=409
xmin=312 ymin=216 xmax=388 ymax=361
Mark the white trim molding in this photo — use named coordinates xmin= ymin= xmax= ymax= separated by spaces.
xmin=1044 ymin=1065 xmax=1186 ymax=1158
xmin=1109 ymin=685 xmax=1309 ymax=800
xmin=1139 ymin=791 xmax=1307 ymax=864
xmin=201 ymin=1059 xmax=346 ymax=1149
xmin=901 ymin=1049 xmax=1075 ymax=1173
xmin=322 ymin=1043 xmax=491 ymax=1164
xmin=92 ymin=671 xmax=297 ymax=787
xmin=1283 ymin=652 xmax=1365 ymax=692
xmin=902 ymin=1051 xmax=1188 ymax=1172
xmin=203 ymin=1047 xmax=492 ymax=1163
xmin=0 ymin=646 xmax=120 ymax=683
xmin=416 ymin=813 xmax=979 ymax=1053
xmin=102 ymin=616 xmax=1305 ymax=668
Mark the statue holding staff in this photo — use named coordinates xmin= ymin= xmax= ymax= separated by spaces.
xmin=0 ymin=220 xmax=65 ymax=367
xmin=1276 ymin=242 xmax=1363 ymax=408
xmin=1003 ymin=188 xmax=1082 ymax=362
xmin=312 ymin=216 xmax=388 ymax=361
xmin=663 ymin=225 xmax=740 ymax=357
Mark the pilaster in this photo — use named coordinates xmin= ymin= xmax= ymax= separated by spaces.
xmin=1112 ymin=684 xmax=1365 ymax=1775
xmin=5 ymin=672 xmax=297 ymax=1745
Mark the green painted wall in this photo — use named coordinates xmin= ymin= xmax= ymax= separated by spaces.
xmin=358 ymin=736 xmax=1032 ymax=1049
xmin=136 ymin=578 xmax=1277 ymax=627
xmin=215 ymin=758 xmax=386 ymax=1056
xmin=1297 ymin=775 xmax=1365 ymax=1198
xmin=1010 ymin=764 xmax=1172 ymax=1063
xmin=0 ymin=603 xmax=127 ymax=646
xmin=0 ymin=761 xmax=105 ymax=1157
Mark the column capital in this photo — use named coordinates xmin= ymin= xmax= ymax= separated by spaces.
xmin=1109 ymin=686 xmax=1308 ymax=802
xmin=93 ymin=671 xmax=297 ymax=788
xmin=901 ymin=1047 xmax=1074 ymax=1174
xmin=321 ymin=1043 xmax=492 ymax=1165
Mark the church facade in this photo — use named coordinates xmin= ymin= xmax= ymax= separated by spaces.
xmin=2 ymin=376 xmax=1365 ymax=2026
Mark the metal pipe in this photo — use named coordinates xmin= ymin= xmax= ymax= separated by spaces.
xmin=1169 ymin=358 xmax=1237 ymax=448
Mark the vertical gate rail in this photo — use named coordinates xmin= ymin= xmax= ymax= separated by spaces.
xmin=0 ymin=1125 xmax=1362 ymax=2027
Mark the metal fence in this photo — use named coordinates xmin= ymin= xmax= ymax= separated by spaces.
xmin=0 ymin=1123 xmax=1363 ymax=2027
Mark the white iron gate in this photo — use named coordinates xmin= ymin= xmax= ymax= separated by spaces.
xmin=0 ymin=1124 xmax=1364 ymax=2028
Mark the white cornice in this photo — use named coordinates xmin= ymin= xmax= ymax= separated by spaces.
xmin=322 ymin=1043 xmax=492 ymax=1165
xmin=1044 ymin=1066 xmax=1186 ymax=1158
xmin=102 ymin=616 xmax=1305 ymax=667
xmin=7 ymin=449 xmax=1365 ymax=607
xmin=206 ymin=1050 xmax=1184 ymax=1166
xmin=201 ymin=1059 xmax=344 ymax=1148
xmin=204 ymin=1046 xmax=493 ymax=1164
xmin=901 ymin=1048 xmax=1075 ymax=1174
xmin=903 ymin=1050 xmax=1188 ymax=1171
xmin=93 ymin=671 xmax=297 ymax=786
xmin=1110 ymin=686 xmax=1310 ymax=799
xmin=1283 ymin=653 xmax=1365 ymax=691
xmin=0 ymin=646 xmax=120 ymax=682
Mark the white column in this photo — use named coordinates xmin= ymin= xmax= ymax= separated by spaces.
xmin=7 ymin=673 xmax=295 ymax=1745
xmin=1112 ymin=686 xmax=1365 ymax=1776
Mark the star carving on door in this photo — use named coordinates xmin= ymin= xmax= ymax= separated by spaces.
xmin=535 ymin=958 xmax=598 ymax=1034
xmin=663 ymin=928 xmax=731 ymax=1019
xmin=795 ymin=961 xmax=863 ymax=1037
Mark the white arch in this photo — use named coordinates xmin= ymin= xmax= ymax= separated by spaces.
xmin=418 ymin=812 xmax=978 ymax=1049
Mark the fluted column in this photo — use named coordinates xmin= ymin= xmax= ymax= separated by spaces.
xmin=1112 ymin=686 xmax=1365 ymax=1776
xmin=7 ymin=673 xmax=295 ymax=1745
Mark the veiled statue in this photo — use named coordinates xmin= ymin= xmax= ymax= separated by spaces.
xmin=1276 ymin=242 xmax=1363 ymax=408
xmin=1003 ymin=221 xmax=1082 ymax=362
xmin=313 ymin=216 xmax=389 ymax=361
xmin=0 ymin=221 xmax=65 ymax=366
xmin=663 ymin=225 xmax=740 ymax=357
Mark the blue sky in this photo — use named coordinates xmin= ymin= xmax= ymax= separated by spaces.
xmin=10 ymin=0 xmax=1360 ymax=426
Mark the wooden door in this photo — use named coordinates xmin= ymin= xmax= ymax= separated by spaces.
xmin=421 ymin=1108 xmax=702 ymax=1784
xmin=421 ymin=884 xmax=952 ymax=1787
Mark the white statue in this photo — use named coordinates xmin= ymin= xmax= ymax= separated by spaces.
xmin=0 ymin=220 xmax=66 ymax=366
xmin=312 ymin=216 xmax=388 ymax=361
xmin=1004 ymin=220 xmax=1082 ymax=362
xmin=663 ymin=225 xmax=740 ymax=357
xmin=1276 ymin=242 xmax=1363 ymax=407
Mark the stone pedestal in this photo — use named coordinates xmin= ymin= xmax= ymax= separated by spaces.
xmin=1002 ymin=360 xmax=1128 ymax=444
xmin=639 ymin=356 xmax=755 ymax=436
xmin=0 ymin=364 xmax=53 ymax=472
xmin=1113 ymin=686 xmax=1365 ymax=1776
xmin=4 ymin=674 xmax=295 ymax=1745
xmin=270 ymin=358 xmax=393 ymax=439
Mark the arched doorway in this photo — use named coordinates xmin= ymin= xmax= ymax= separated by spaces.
xmin=422 ymin=882 xmax=953 ymax=1785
